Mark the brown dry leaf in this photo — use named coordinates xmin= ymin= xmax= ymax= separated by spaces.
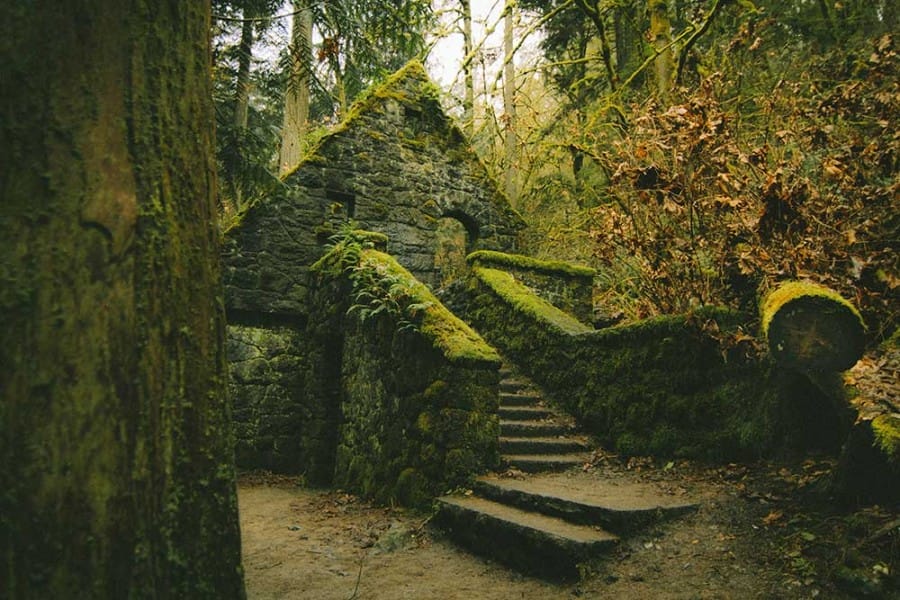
xmin=762 ymin=510 xmax=784 ymax=526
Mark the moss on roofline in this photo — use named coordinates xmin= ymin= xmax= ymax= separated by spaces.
xmin=473 ymin=266 xmax=592 ymax=335
xmin=468 ymin=250 xmax=596 ymax=279
xmin=279 ymin=60 xmax=526 ymax=231
xmin=282 ymin=61 xmax=441 ymax=181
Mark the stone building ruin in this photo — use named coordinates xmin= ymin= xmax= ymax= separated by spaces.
xmin=222 ymin=61 xmax=525 ymax=475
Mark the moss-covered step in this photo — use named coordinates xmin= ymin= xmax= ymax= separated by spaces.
xmin=496 ymin=361 xmax=592 ymax=472
xmin=472 ymin=475 xmax=698 ymax=535
xmin=500 ymin=378 xmax=531 ymax=393
xmin=434 ymin=495 xmax=618 ymax=580
xmin=499 ymin=436 xmax=590 ymax=454
xmin=761 ymin=280 xmax=866 ymax=371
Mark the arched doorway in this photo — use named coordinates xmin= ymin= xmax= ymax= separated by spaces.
xmin=434 ymin=212 xmax=477 ymax=290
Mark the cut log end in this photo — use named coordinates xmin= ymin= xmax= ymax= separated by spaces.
xmin=761 ymin=281 xmax=866 ymax=372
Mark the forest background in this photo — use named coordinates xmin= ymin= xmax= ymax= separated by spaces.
xmin=213 ymin=0 xmax=897 ymax=342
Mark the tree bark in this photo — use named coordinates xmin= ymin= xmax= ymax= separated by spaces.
xmin=235 ymin=7 xmax=255 ymax=131
xmin=0 ymin=2 xmax=245 ymax=598
xmin=761 ymin=281 xmax=866 ymax=372
xmin=279 ymin=0 xmax=313 ymax=176
xmin=574 ymin=0 xmax=618 ymax=90
xmin=648 ymin=0 xmax=674 ymax=97
xmin=503 ymin=3 xmax=518 ymax=203
xmin=460 ymin=0 xmax=475 ymax=137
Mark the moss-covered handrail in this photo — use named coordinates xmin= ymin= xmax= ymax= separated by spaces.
xmin=467 ymin=250 xmax=597 ymax=279
xmin=363 ymin=250 xmax=499 ymax=364
xmin=313 ymin=235 xmax=499 ymax=366
xmin=761 ymin=281 xmax=866 ymax=371
xmin=472 ymin=266 xmax=593 ymax=335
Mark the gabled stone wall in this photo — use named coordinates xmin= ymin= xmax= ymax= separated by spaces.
xmin=221 ymin=62 xmax=523 ymax=486
xmin=222 ymin=61 xmax=525 ymax=322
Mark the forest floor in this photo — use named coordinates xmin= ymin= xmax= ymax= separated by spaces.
xmin=238 ymin=453 xmax=898 ymax=600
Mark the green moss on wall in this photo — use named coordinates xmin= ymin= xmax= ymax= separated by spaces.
xmin=315 ymin=233 xmax=499 ymax=366
xmin=473 ymin=266 xmax=592 ymax=335
xmin=461 ymin=268 xmax=813 ymax=461
xmin=872 ymin=414 xmax=900 ymax=463
xmin=308 ymin=232 xmax=500 ymax=508
xmin=468 ymin=250 xmax=596 ymax=278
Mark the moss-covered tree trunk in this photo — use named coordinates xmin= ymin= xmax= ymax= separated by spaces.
xmin=0 ymin=2 xmax=245 ymax=598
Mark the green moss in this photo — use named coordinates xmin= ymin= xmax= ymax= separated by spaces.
xmin=882 ymin=328 xmax=900 ymax=350
xmin=313 ymin=234 xmax=498 ymax=366
xmin=464 ymin=267 xmax=789 ymax=461
xmin=593 ymin=306 xmax=743 ymax=343
xmin=423 ymin=380 xmax=447 ymax=399
xmin=473 ymin=266 xmax=593 ymax=335
xmin=358 ymin=250 xmax=500 ymax=365
xmin=760 ymin=280 xmax=865 ymax=339
xmin=395 ymin=468 xmax=429 ymax=506
xmin=872 ymin=414 xmax=900 ymax=463
xmin=468 ymin=250 xmax=596 ymax=278
xmin=416 ymin=412 xmax=432 ymax=434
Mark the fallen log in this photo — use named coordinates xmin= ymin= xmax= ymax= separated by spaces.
xmin=761 ymin=281 xmax=866 ymax=371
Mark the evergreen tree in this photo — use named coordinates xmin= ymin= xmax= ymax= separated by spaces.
xmin=0 ymin=2 xmax=245 ymax=596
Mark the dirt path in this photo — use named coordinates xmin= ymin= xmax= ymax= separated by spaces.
xmin=238 ymin=458 xmax=897 ymax=599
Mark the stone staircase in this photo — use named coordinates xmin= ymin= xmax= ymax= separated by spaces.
xmin=434 ymin=363 xmax=699 ymax=580
xmin=496 ymin=364 xmax=592 ymax=473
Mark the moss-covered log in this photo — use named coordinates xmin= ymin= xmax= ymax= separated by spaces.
xmin=0 ymin=2 xmax=245 ymax=597
xmin=761 ymin=281 xmax=866 ymax=371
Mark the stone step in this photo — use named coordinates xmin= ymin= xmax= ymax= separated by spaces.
xmin=472 ymin=476 xmax=698 ymax=535
xmin=500 ymin=419 xmax=573 ymax=437
xmin=499 ymin=436 xmax=589 ymax=454
xmin=434 ymin=495 xmax=618 ymax=580
xmin=502 ymin=453 xmax=591 ymax=473
xmin=498 ymin=391 xmax=542 ymax=406
xmin=499 ymin=379 xmax=531 ymax=393
xmin=498 ymin=405 xmax=554 ymax=420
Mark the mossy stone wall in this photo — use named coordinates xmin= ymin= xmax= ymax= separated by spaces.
xmin=227 ymin=324 xmax=337 ymax=481
xmin=461 ymin=266 xmax=821 ymax=461
xmin=336 ymin=316 xmax=500 ymax=506
xmin=222 ymin=61 xmax=525 ymax=313
xmin=310 ymin=243 xmax=501 ymax=507
xmin=221 ymin=64 xmax=522 ymax=480
xmin=467 ymin=251 xmax=596 ymax=324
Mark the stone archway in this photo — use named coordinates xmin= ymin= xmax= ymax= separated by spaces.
xmin=434 ymin=217 xmax=469 ymax=290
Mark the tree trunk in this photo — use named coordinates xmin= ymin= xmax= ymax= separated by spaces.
xmin=461 ymin=0 xmax=475 ymax=137
xmin=574 ymin=0 xmax=618 ymax=90
xmin=648 ymin=0 xmax=674 ymax=96
xmin=503 ymin=3 xmax=518 ymax=203
xmin=0 ymin=2 xmax=245 ymax=598
xmin=279 ymin=0 xmax=313 ymax=176
xmin=235 ymin=8 xmax=255 ymax=131
xmin=761 ymin=281 xmax=866 ymax=372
